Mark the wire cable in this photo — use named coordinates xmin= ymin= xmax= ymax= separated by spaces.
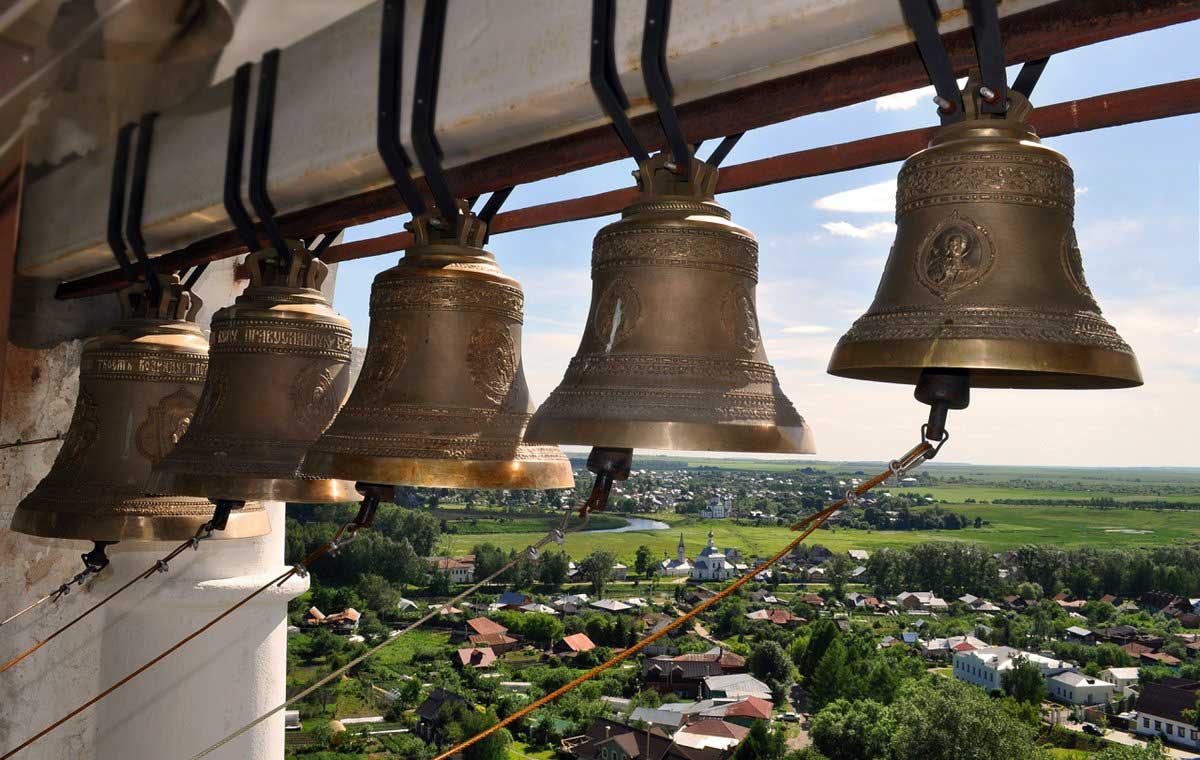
xmin=432 ymin=440 xmax=935 ymax=760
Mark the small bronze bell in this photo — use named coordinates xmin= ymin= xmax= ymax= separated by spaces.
xmin=11 ymin=279 xmax=270 ymax=542
xmin=302 ymin=212 xmax=574 ymax=489
xmin=828 ymin=77 xmax=1142 ymax=389
xmin=526 ymin=153 xmax=815 ymax=454
xmin=150 ymin=244 xmax=360 ymax=503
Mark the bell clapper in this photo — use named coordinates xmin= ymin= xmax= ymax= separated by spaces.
xmin=580 ymin=447 xmax=634 ymax=519
xmin=208 ymin=499 xmax=244 ymax=534
xmin=50 ymin=541 xmax=115 ymax=602
xmin=914 ymin=368 xmax=969 ymax=459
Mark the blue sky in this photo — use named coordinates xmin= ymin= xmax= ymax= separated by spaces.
xmin=334 ymin=22 xmax=1199 ymax=467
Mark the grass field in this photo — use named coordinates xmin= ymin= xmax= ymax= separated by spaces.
xmin=444 ymin=502 xmax=1200 ymax=563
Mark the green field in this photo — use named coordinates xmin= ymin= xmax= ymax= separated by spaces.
xmin=445 ymin=502 xmax=1200 ymax=563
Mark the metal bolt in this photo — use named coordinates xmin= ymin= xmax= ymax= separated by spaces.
xmin=932 ymin=96 xmax=955 ymax=113
xmin=979 ymin=86 xmax=998 ymax=102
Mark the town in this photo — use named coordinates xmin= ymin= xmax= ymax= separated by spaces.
xmin=280 ymin=460 xmax=1200 ymax=759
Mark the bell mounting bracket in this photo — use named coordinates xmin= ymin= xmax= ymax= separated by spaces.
xmin=581 ymin=447 xmax=634 ymax=518
xmin=914 ymin=368 xmax=969 ymax=457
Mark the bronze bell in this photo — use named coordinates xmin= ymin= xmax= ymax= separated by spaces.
xmin=150 ymin=244 xmax=360 ymax=503
xmin=828 ymin=77 xmax=1142 ymax=389
xmin=302 ymin=211 xmax=574 ymax=489
xmin=10 ymin=278 xmax=270 ymax=542
xmin=526 ymin=153 xmax=815 ymax=454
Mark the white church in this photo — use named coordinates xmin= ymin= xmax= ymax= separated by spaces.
xmin=658 ymin=534 xmax=693 ymax=577
xmin=657 ymin=531 xmax=745 ymax=581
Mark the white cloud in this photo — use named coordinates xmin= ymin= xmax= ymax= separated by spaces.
xmin=1075 ymin=186 xmax=1089 ymax=196
xmin=813 ymin=179 xmax=897 ymax=214
xmin=781 ymin=325 xmax=833 ymax=335
xmin=821 ymin=221 xmax=897 ymax=240
xmin=874 ymin=78 xmax=967 ymax=112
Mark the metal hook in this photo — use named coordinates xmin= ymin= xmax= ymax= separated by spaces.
xmin=225 ymin=63 xmax=260 ymax=253
xmin=590 ymin=0 xmax=648 ymax=165
xmin=106 ymin=123 xmax=137 ymax=282
xmin=966 ymin=0 xmax=1007 ymax=113
xmin=412 ymin=0 xmax=459 ymax=231
xmin=899 ymin=0 xmax=964 ymax=123
xmin=642 ymin=0 xmax=689 ymax=178
xmin=379 ymin=0 xmax=428 ymax=218
xmin=125 ymin=113 xmax=165 ymax=304
xmin=249 ymin=49 xmax=293 ymax=268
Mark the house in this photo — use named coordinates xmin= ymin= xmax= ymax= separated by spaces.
xmin=642 ymin=648 xmax=747 ymax=698
xmin=396 ymin=598 xmax=418 ymax=612
xmin=703 ymin=673 xmax=772 ymax=701
xmin=303 ymin=607 xmax=361 ymax=634
xmin=429 ymin=555 xmax=475 ymax=584
xmin=628 ymin=706 xmax=687 ymax=733
xmin=1141 ymin=651 xmax=1182 ymax=668
xmin=1122 ymin=642 xmax=1154 ymax=658
xmin=896 ymin=591 xmax=949 ymax=612
xmin=1134 ymin=678 xmax=1200 ymax=750
xmin=922 ymin=635 xmax=987 ymax=660
xmin=553 ymin=593 xmax=591 ymax=613
xmin=847 ymin=549 xmax=870 ymax=562
xmin=691 ymin=531 xmax=738 ymax=582
xmin=798 ymin=593 xmax=825 ymax=607
xmin=465 ymin=617 xmax=508 ymax=638
xmin=415 ymin=688 xmax=466 ymax=742
xmin=673 ymin=720 xmax=749 ymax=752
xmin=745 ymin=609 xmax=802 ymax=627
xmin=455 ymin=646 xmax=498 ymax=669
xmin=654 ymin=696 xmax=772 ymax=728
xmin=611 ymin=563 xmax=629 ymax=581
xmin=952 ymin=647 xmax=1073 ymax=692
xmin=1100 ymin=667 xmax=1140 ymax=696
xmin=591 ymin=599 xmax=634 ymax=614
xmin=1097 ymin=625 xmax=1139 ymax=646
xmin=520 ymin=602 xmax=560 ymax=615
xmin=658 ymin=534 xmax=693 ymax=577
xmin=1047 ymin=672 xmax=1116 ymax=705
xmin=469 ymin=632 xmax=520 ymax=654
xmin=498 ymin=591 xmax=532 ymax=609
xmin=1066 ymin=626 xmax=1096 ymax=644
xmin=555 ymin=633 xmax=597 ymax=657
xmin=563 ymin=718 xmax=725 ymax=760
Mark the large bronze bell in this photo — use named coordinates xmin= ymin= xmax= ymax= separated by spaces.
xmin=526 ymin=153 xmax=815 ymax=453
xmin=10 ymin=279 xmax=270 ymax=542
xmin=302 ymin=212 xmax=574 ymax=489
xmin=150 ymin=245 xmax=360 ymax=503
xmin=828 ymin=77 xmax=1142 ymax=389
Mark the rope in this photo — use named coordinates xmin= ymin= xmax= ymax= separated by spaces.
xmin=188 ymin=510 xmax=578 ymax=759
xmin=0 ymin=434 xmax=63 ymax=451
xmin=0 ymin=520 xmax=362 ymax=760
xmin=432 ymin=441 xmax=934 ymax=760
xmin=0 ymin=532 xmax=209 ymax=673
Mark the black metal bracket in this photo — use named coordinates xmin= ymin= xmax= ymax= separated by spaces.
xmin=379 ymin=0 xmax=429 ymax=218
xmin=309 ymin=229 xmax=342 ymax=257
xmin=106 ymin=123 xmax=137 ymax=282
xmin=915 ymin=368 xmax=969 ymax=455
xmin=900 ymin=0 xmax=965 ymax=123
xmin=590 ymin=0 xmax=648 ymax=166
xmin=225 ymin=63 xmax=261 ymax=254
xmin=181 ymin=263 xmax=208 ymax=291
xmin=353 ymin=483 xmax=396 ymax=529
xmin=1012 ymin=56 xmax=1049 ymax=98
xmin=412 ymin=0 xmax=460 ymax=232
xmin=210 ymin=499 xmax=243 ymax=532
xmin=249 ymin=49 xmax=293 ymax=268
xmin=81 ymin=542 xmax=114 ymax=574
xmin=967 ymin=0 xmax=1007 ymax=113
xmin=642 ymin=0 xmax=690 ymax=178
xmin=581 ymin=447 xmax=634 ymax=517
xmin=705 ymin=133 xmax=743 ymax=168
xmin=477 ymin=187 xmax=512 ymax=244
xmin=125 ymin=113 xmax=165 ymax=304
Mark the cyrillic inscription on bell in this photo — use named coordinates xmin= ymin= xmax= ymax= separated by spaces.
xmin=11 ymin=279 xmax=270 ymax=542
xmin=526 ymin=153 xmax=815 ymax=454
xmin=149 ymin=244 xmax=360 ymax=503
xmin=302 ymin=213 xmax=574 ymax=490
xmin=828 ymin=76 xmax=1141 ymax=389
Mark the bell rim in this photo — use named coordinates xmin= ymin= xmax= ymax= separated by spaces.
xmin=8 ymin=504 xmax=272 ymax=542
xmin=147 ymin=470 xmax=363 ymax=504
xmin=827 ymin=338 xmax=1143 ymax=389
xmin=524 ymin=417 xmax=817 ymax=455
xmin=301 ymin=451 xmax=575 ymax=490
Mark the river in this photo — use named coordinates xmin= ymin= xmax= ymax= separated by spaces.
xmin=590 ymin=517 xmax=670 ymax=533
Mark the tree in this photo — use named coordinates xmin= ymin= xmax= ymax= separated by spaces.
xmin=827 ymin=554 xmax=854 ymax=598
xmin=522 ymin=613 xmax=565 ymax=649
xmin=1093 ymin=740 xmax=1169 ymax=759
xmin=1001 ymin=656 xmax=1047 ymax=705
xmin=733 ymin=720 xmax=788 ymax=760
xmin=635 ymin=545 xmax=655 ymax=578
xmin=796 ymin=619 xmax=840 ymax=679
xmin=472 ymin=543 xmax=509 ymax=580
xmin=810 ymin=698 xmax=896 ymax=760
xmin=538 ymin=550 xmax=570 ymax=588
xmin=808 ymin=638 xmax=850 ymax=710
xmin=889 ymin=678 xmax=1036 ymax=760
xmin=427 ymin=569 xmax=452 ymax=597
xmin=750 ymin=640 xmax=794 ymax=689
xmin=355 ymin=573 xmax=398 ymax=613
xmin=579 ymin=550 xmax=617 ymax=596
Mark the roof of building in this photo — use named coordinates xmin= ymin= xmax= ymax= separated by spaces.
xmin=498 ymin=591 xmax=530 ymax=606
xmin=571 ymin=719 xmax=725 ymax=760
xmin=1137 ymin=679 xmax=1200 ymax=723
xmin=590 ymin=599 xmax=634 ymax=612
xmin=466 ymin=617 xmax=508 ymax=636
xmin=1050 ymin=672 xmax=1112 ymax=688
xmin=560 ymin=633 xmax=597 ymax=653
xmin=455 ymin=646 xmax=497 ymax=669
xmin=629 ymin=706 xmax=687 ymax=729
xmin=1102 ymin=667 xmax=1140 ymax=680
xmin=723 ymin=696 xmax=773 ymax=720
xmin=678 ymin=720 xmax=749 ymax=740
xmin=1066 ymin=626 xmax=1093 ymax=637
xmin=703 ymin=673 xmax=772 ymax=698
xmin=416 ymin=688 xmax=465 ymax=722
xmin=469 ymin=632 xmax=518 ymax=648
